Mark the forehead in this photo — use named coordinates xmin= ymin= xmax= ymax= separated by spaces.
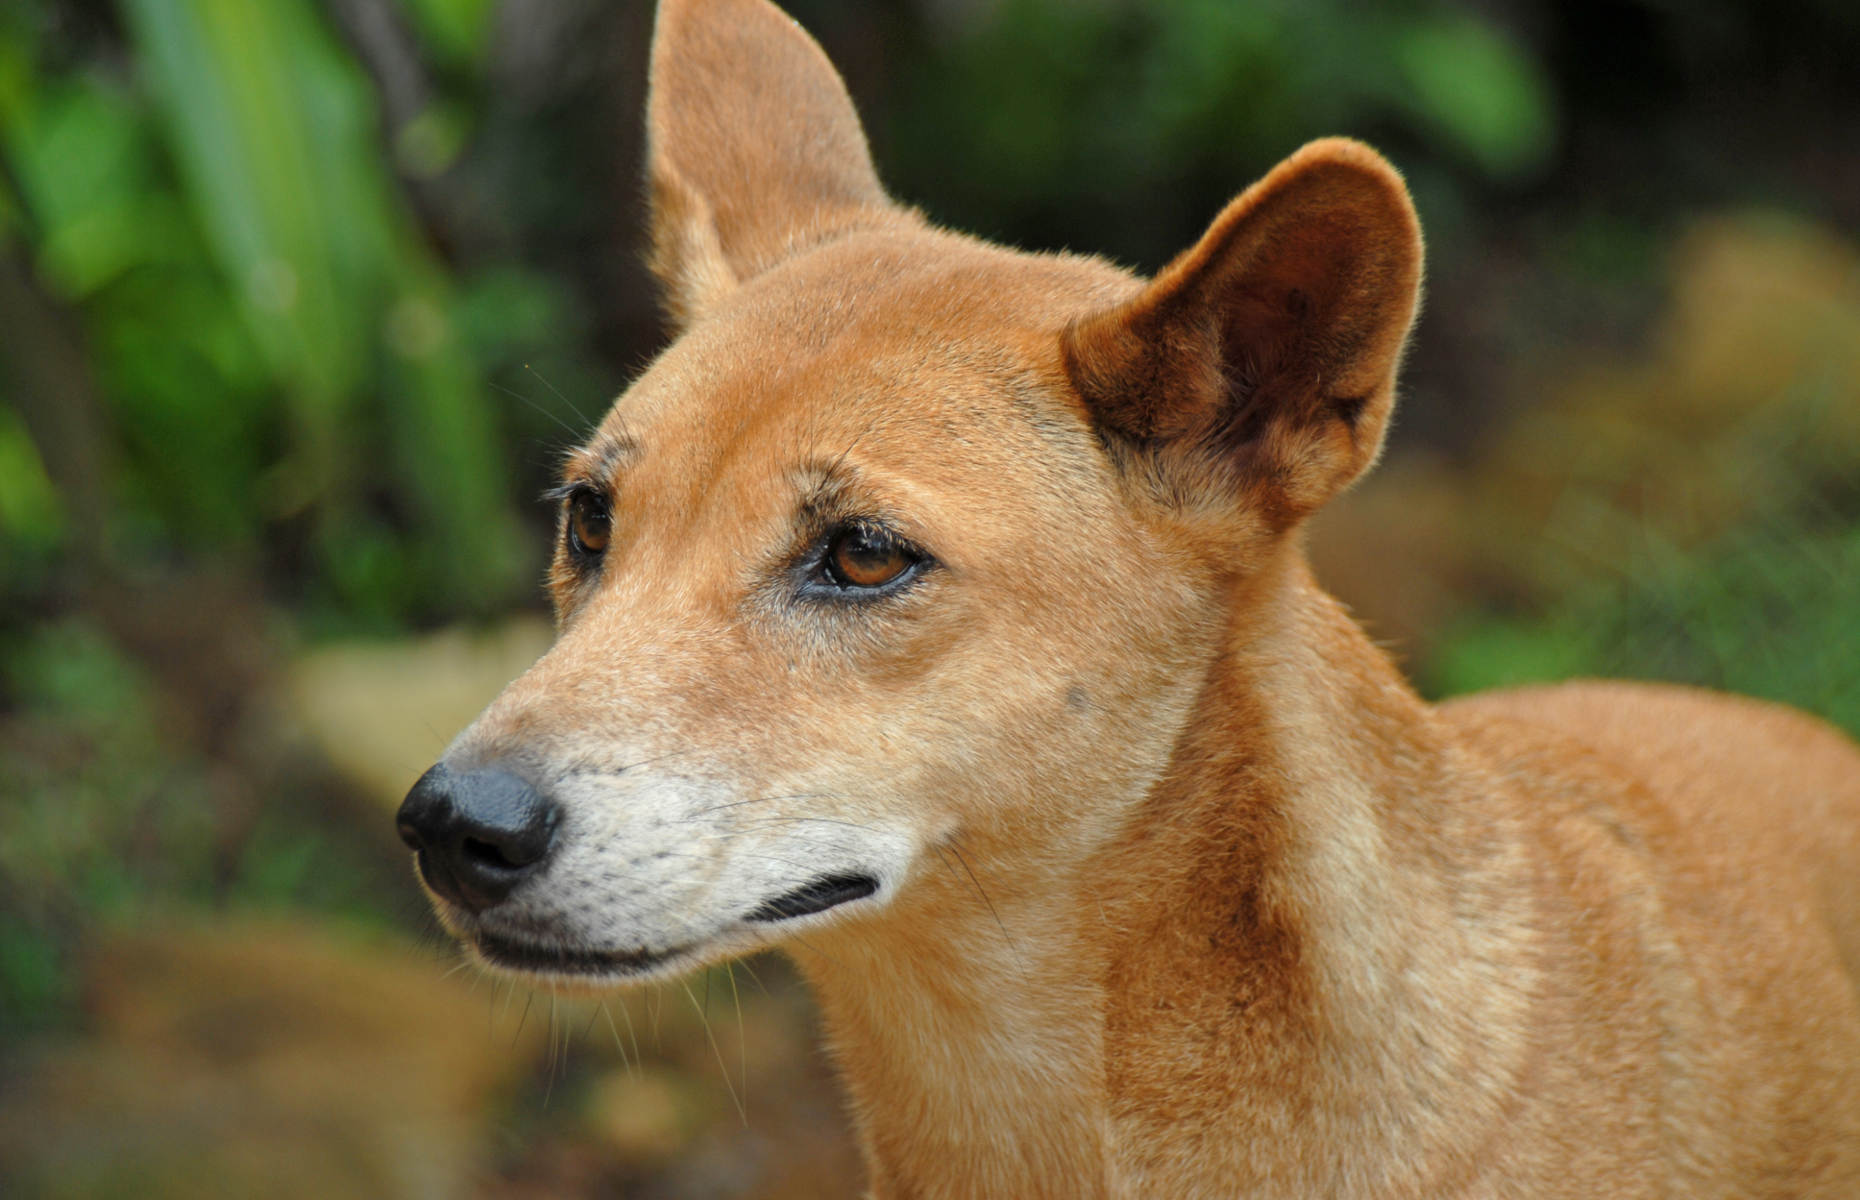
xmin=574 ymin=230 xmax=1137 ymax=490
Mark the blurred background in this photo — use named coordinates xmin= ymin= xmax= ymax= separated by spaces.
xmin=2 ymin=0 xmax=1856 ymax=1194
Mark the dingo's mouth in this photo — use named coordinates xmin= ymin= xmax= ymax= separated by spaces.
xmin=747 ymin=873 xmax=879 ymax=922
xmin=470 ymin=872 xmax=881 ymax=978
xmin=474 ymin=930 xmax=693 ymax=977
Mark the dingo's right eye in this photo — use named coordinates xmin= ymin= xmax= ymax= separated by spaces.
xmin=566 ymin=489 xmax=611 ymax=558
xmin=818 ymin=523 xmax=924 ymax=592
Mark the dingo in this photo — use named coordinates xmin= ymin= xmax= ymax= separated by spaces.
xmin=396 ymin=0 xmax=1860 ymax=1194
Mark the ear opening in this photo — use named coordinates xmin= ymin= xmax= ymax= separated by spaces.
xmin=1064 ymin=138 xmax=1423 ymax=528
xmin=645 ymin=0 xmax=907 ymax=329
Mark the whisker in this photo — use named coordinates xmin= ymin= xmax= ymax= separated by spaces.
xmin=490 ymin=379 xmax=582 ymax=440
xmin=524 ymin=362 xmax=593 ymax=427
xmin=498 ymin=975 xmax=518 ymax=1031
xmin=727 ymin=961 xmax=746 ymax=1103
xmin=648 ymin=845 xmax=859 ymax=880
xmin=554 ymin=745 xmax=708 ymax=785
xmin=614 ymin=746 xmax=708 ymax=773
xmin=682 ymin=977 xmax=746 ymax=1124
xmin=726 ymin=814 xmax=881 ymax=834
xmin=544 ymin=993 xmax=560 ymax=1106
xmin=513 ymin=989 xmax=535 ymax=1046
xmin=619 ymin=991 xmax=644 ymax=1067
xmin=938 ymin=842 xmax=1026 ymax=976
xmin=692 ymin=791 xmax=838 ymax=816
xmin=736 ymin=954 xmax=771 ymax=996
xmin=600 ymin=1000 xmax=634 ymax=1076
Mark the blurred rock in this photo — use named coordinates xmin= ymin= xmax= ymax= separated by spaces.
xmin=586 ymin=1067 xmax=715 ymax=1167
xmin=287 ymin=618 xmax=554 ymax=808
xmin=480 ymin=965 xmax=863 ymax=1200
xmin=1485 ymin=213 xmax=1860 ymax=569
xmin=0 ymin=917 xmax=545 ymax=1199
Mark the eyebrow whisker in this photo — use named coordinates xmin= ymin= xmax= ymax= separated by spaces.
xmin=490 ymin=379 xmax=583 ymax=440
xmin=522 ymin=363 xmax=594 ymax=428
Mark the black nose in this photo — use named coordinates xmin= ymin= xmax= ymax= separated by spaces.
xmin=395 ymin=764 xmax=561 ymax=912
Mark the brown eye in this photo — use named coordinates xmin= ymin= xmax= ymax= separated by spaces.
xmin=567 ymin=490 xmax=610 ymax=557
xmin=824 ymin=525 xmax=916 ymax=589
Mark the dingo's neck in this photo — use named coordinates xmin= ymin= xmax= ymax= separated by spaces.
xmin=795 ymin=564 xmax=1541 ymax=1197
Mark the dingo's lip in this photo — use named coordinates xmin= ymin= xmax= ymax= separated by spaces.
xmin=474 ymin=929 xmax=692 ymax=976
xmin=746 ymin=872 xmax=879 ymax=922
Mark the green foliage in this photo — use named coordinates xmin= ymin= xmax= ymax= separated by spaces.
xmin=0 ymin=403 xmax=61 ymax=550
xmin=0 ymin=0 xmax=543 ymax=624
xmin=0 ymin=619 xmax=397 ymax=1031
xmin=0 ymin=0 xmax=602 ymax=1034
xmin=0 ymin=620 xmax=185 ymax=1030
xmin=120 ymin=0 xmax=525 ymax=613
xmin=3 ymin=67 xmax=171 ymax=297
xmin=885 ymin=0 xmax=1558 ymax=266
xmin=1392 ymin=14 xmax=1553 ymax=180
xmin=393 ymin=0 xmax=496 ymax=69
xmin=1426 ymin=524 xmax=1860 ymax=737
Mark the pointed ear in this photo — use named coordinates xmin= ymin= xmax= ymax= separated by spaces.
xmin=1062 ymin=139 xmax=1422 ymax=529
xmin=646 ymin=0 xmax=901 ymax=329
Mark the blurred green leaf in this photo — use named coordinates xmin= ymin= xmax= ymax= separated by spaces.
xmin=393 ymin=99 xmax=470 ymax=177
xmin=120 ymin=0 xmax=523 ymax=613
xmin=890 ymin=0 xmax=1563 ymax=267
xmin=0 ymin=920 xmax=73 ymax=1033
xmin=1426 ymin=525 xmax=1860 ymax=736
xmin=1394 ymin=14 xmax=1556 ymax=181
xmin=383 ymin=278 xmax=529 ymax=599
xmin=0 ymin=11 xmax=34 ymax=148
xmin=0 ymin=401 xmax=62 ymax=549
xmin=2 ymin=78 xmax=176 ymax=297
xmin=394 ymin=0 xmax=495 ymax=69
xmin=121 ymin=0 xmax=388 ymax=484
xmin=92 ymin=273 xmax=270 ymax=548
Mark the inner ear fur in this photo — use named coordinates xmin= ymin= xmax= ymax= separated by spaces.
xmin=646 ymin=0 xmax=907 ymax=329
xmin=1063 ymin=138 xmax=1423 ymax=527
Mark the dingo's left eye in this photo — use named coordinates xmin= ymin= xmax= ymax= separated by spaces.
xmin=823 ymin=525 xmax=918 ymax=590
xmin=567 ymin=490 xmax=611 ymax=558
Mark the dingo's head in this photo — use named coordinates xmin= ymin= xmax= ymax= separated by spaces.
xmin=396 ymin=0 xmax=1420 ymax=986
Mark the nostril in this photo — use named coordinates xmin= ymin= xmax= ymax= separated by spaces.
xmin=452 ymin=771 xmax=558 ymax=869
xmin=462 ymin=835 xmax=522 ymax=872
